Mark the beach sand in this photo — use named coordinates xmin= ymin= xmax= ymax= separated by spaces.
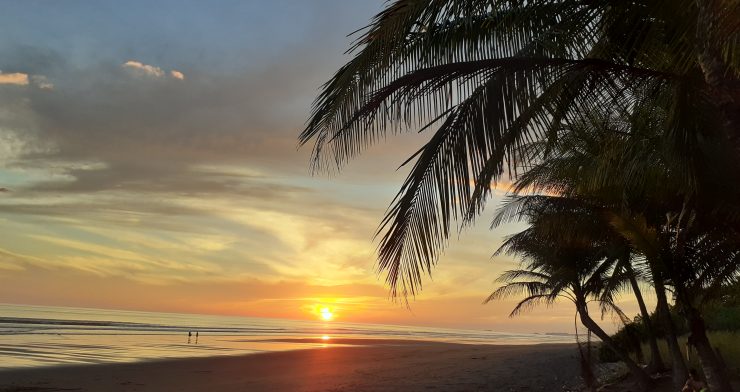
xmin=0 ymin=339 xmax=582 ymax=392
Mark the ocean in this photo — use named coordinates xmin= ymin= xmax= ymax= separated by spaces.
xmin=0 ymin=303 xmax=573 ymax=369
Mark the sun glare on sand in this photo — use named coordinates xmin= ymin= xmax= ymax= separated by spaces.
xmin=320 ymin=307 xmax=334 ymax=321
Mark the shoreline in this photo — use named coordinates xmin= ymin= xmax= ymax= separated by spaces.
xmin=0 ymin=340 xmax=582 ymax=392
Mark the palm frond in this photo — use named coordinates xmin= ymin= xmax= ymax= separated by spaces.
xmin=507 ymin=294 xmax=559 ymax=317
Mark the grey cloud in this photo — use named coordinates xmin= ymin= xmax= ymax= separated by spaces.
xmin=22 ymin=162 xmax=310 ymax=196
xmin=0 ymin=7 xmax=417 ymax=234
xmin=0 ymin=46 xmax=330 ymax=198
xmin=0 ymin=27 xmax=424 ymax=202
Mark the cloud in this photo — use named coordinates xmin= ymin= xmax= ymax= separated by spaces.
xmin=122 ymin=61 xmax=184 ymax=81
xmin=122 ymin=60 xmax=165 ymax=77
xmin=0 ymin=48 xmax=450 ymax=301
xmin=30 ymin=75 xmax=53 ymax=90
xmin=0 ymin=71 xmax=52 ymax=89
xmin=0 ymin=71 xmax=30 ymax=85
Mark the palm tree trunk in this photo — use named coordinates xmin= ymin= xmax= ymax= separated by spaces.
xmin=577 ymin=304 xmax=652 ymax=391
xmin=626 ymin=265 xmax=665 ymax=372
xmin=664 ymin=243 xmax=736 ymax=392
xmin=651 ymin=268 xmax=688 ymax=389
xmin=684 ymin=305 xmax=736 ymax=392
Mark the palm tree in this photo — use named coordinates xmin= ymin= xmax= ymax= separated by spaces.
xmin=612 ymin=214 xmax=740 ymax=392
xmin=301 ymin=0 xmax=739 ymax=299
xmin=512 ymin=111 xmax=695 ymax=387
xmin=487 ymin=217 xmax=653 ymax=389
xmin=510 ymin=108 xmax=740 ymax=390
xmin=676 ymin=233 xmax=740 ymax=392
xmin=493 ymin=193 xmax=667 ymax=372
xmin=301 ymin=2 xmax=739 ymax=390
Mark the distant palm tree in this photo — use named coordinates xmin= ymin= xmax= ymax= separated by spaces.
xmin=487 ymin=216 xmax=653 ymax=389
xmin=493 ymin=194 xmax=666 ymax=372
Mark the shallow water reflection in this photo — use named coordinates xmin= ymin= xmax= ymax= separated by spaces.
xmin=0 ymin=304 xmax=573 ymax=369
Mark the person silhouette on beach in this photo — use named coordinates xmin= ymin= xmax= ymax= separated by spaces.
xmin=188 ymin=331 xmax=192 ymax=344
xmin=682 ymin=369 xmax=708 ymax=392
xmin=195 ymin=331 xmax=199 ymax=344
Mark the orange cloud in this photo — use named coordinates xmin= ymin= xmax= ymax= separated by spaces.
xmin=122 ymin=60 xmax=165 ymax=77
xmin=122 ymin=61 xmax=185 ymax=81
xmin=0 ymin=72 xmax=30 ymax=85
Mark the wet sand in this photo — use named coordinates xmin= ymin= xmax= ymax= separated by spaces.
xmin=0 ymin=340 xmax=582 ymax=392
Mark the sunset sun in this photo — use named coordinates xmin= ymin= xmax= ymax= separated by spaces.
xmin=319 ymin=307 xmax=334 ymax=321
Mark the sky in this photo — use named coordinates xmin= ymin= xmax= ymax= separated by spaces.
xmin=0 ymin=0 xmax=647 ymax=333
